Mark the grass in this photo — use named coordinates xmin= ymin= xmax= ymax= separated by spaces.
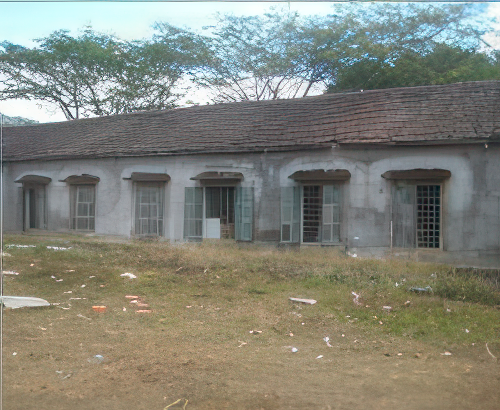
xmin=2 ymin=234 xmax=500 ymax=347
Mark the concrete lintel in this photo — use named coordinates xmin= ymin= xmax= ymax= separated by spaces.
xmin=381 ymin=169 xmax=451 ymax=180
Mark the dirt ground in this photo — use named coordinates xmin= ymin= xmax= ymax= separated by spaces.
xmin=3 ymin=307 xmax=499 ymax=410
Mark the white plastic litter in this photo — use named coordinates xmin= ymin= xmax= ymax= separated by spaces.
xmin=2 ymin=271 xmax=19 ymax=275
xmin=291 ymin=347 xmax=298 ymax=353
xmin=352 ymin=292 xmax=362 ymax=306
xmin=88 ymin=354 xmax=104 ymax=364
xmin=323 ymin=337 xmax=333 ymax=347
xmin=316 ymin=355 xmax=324 ymax=359
xmin=289 ymin=297 xmax=317 ymax=305
xmin=47 ymin=246 xmax=72 ymax=251
xmin=0 ymin=296 xmax=51 ymax=309
xmin=120 ymin=273 xmax=137 ymax=279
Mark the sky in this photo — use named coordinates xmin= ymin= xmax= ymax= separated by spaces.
xmin=0 ymin=1 xmax=499 ymax=123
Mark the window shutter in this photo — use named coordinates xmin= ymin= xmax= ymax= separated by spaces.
xmin=184 ymin=187 xmax=203 ymax=240
xmin=281 ymin=187 xmax=300 ymax=243
xmin=391 ymin=184 xmax=416 ymax=248
xmin=322 ymin=185 xmax=340 ymax=243
xmin=235 ymin=187 xmax=253 ymax=241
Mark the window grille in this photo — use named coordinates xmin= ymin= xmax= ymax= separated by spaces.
xmin=71 ymin=185 xmax=95 ymax=230
xmin=134 ymin=183 xmax=164 ymax=236
xmin=303 ymin=185 xmax=322 ymax=243
xmin=416 ymin=185 xmax=441 ymax=248
xmin=184 ymin=187 xmax=203 ymax=240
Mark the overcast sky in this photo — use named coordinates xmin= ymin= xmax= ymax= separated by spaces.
xmin=0 ymin=1 xmax=499 ymax=123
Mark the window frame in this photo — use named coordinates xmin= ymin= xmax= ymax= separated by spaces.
xmin=280 ymin=183 xmax=343 ymax=245
xmin=23 ymin=183 xmax=48 ymax=231
xmin=133 ymin=181 xmax=165 ymax=237
xmin=391 ymin=181 xmax=443 ymax=250
xmin=70 ymin=184 xmax=96 ymax=231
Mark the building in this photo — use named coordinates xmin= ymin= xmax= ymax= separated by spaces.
xmin=3 ymin=81 xmax=500 ymax=261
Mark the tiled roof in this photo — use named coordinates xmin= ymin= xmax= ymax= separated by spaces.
xmin=3 ymin=81 xmax=500 ymax=162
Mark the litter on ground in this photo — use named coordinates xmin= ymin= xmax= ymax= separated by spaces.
xmin=289 ymin=297 xmax=317 ymax=305
xmin=164 ymin=398 xmax=188 ymax=410
xmin=2 ymin=271 xmax=19 ymax=275
xmin=88 ymin=354 xmax=104 ymax=364
xmin=46 ymin=246 xmax=72 ymax=251
xmin=120 ymin=273 xmax=137 ymax=279
xmin=352 ymin=292 xmax=362 ymax=306
xmin=323 ymin=337 xmax=333 ymax=347
xmin=0 ymin=296 xmax=51 ymax=309
xmin=410 ymin=286 xmax=433 ymax=293
xmin=486 ymin=343 xmax=497 ymax=360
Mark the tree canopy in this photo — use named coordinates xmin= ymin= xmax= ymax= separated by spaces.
xmin=192 ymin=3 xmax=498 ymax=101
xmin=0 ymin=3 xmax=498 ymax=119
xmin=0 ymin=27 xmax=207 ymax=119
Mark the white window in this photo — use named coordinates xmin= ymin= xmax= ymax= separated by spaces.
xmin=134 ymin=182 xmax=164 ymax=236
xmin=71 ymin=185 xmax=95 ymax=230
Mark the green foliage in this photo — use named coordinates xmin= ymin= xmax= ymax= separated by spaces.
xmin=434 ymin=268 xmax=500 ymax=306
xmin=192 ymin=3 xmax=497 ymax=101
xmin=0 ymin=27 xmax=208 ymax=119
xmin=192 ymin=9 xmax=314 ymax=102
xmin=0 ymin=4 xmax=498 ymax=116
xmin=331 ymin=44 xmax=500 ymax=92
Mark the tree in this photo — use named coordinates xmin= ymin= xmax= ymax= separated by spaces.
xmin=110 ymin=23 xmax=210 ymax=113
xmin=330 ymin=45 xmax=500 ymax=92
xmin=0 ymin=27 xmax=207 ymax=119
xmin=189 ymin=3 xmax=496 ymax=103
xmin=321 ymin=3 xmax=497 ymax=92
xmin=188 ymin=10 xmax=320 ymax=103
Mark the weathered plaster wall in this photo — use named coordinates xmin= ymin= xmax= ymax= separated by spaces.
xmin=4 ymin=144 xmax=499 ymax=253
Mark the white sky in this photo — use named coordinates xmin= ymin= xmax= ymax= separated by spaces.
xmin=0 ymin=1 xmax=499 ymax=123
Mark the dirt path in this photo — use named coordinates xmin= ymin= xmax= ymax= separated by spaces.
xmin=4 ymin=320 xmax=499 ymax=410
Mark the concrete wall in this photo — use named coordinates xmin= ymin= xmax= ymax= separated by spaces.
xmin=4 ymin=143 xmax=499 ymax=254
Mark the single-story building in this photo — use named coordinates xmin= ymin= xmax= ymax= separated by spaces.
xmin=3 ymin=81 xmax=500 ymax=260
